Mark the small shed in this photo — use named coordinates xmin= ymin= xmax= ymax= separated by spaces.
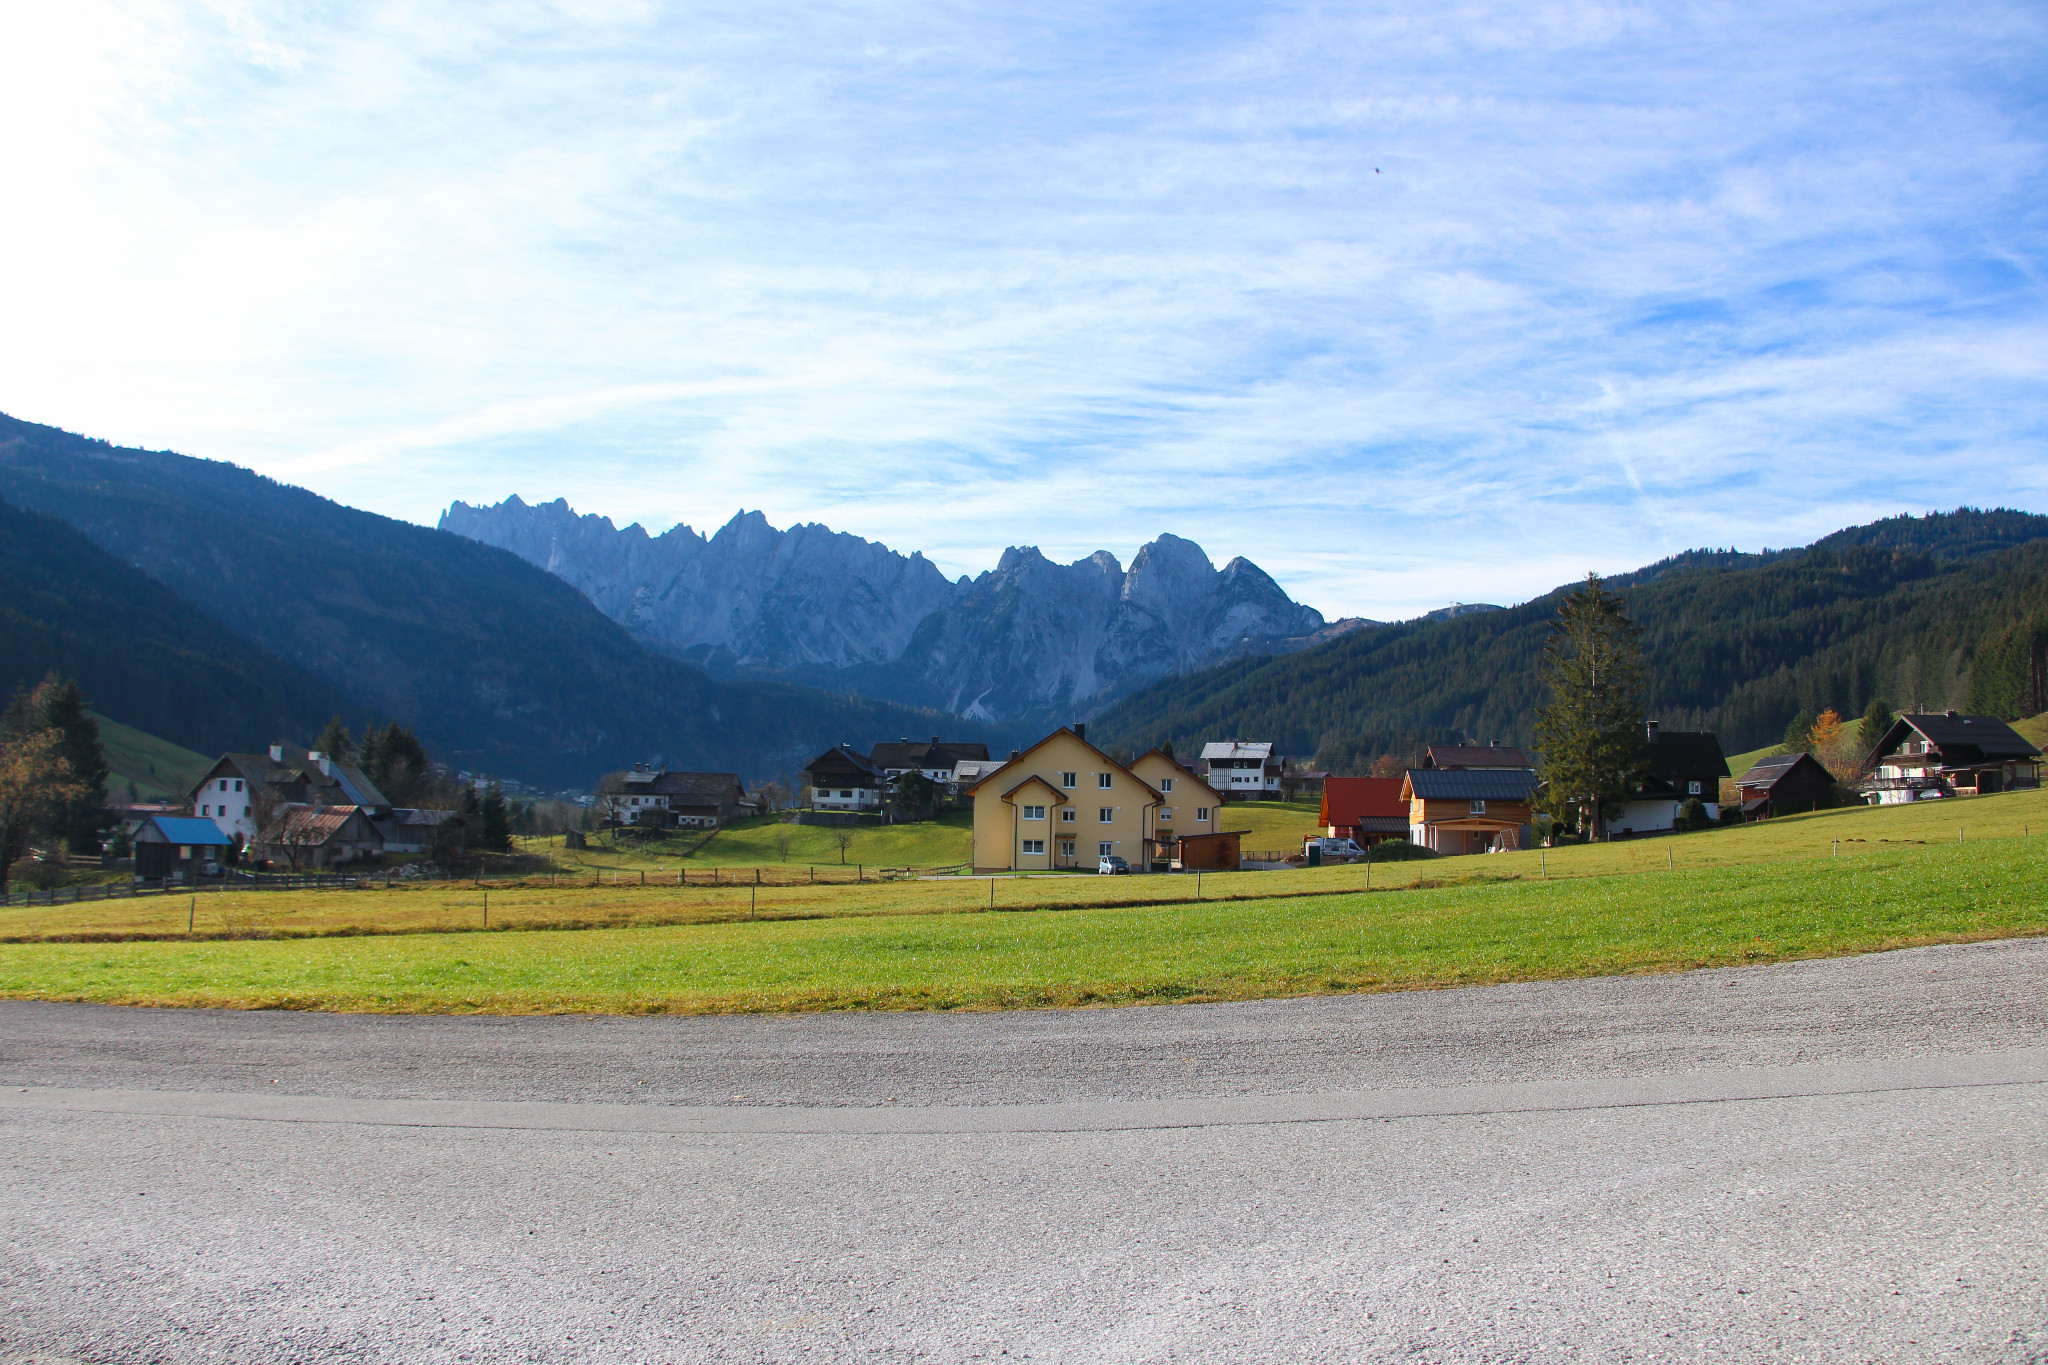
xmin=133 ymin=816 xmax=232 ymax=882
xmin=1735 ymin=752 xmax=1837 ymax=818
xmin=1175 ymin=829 xmax=1246 ymax=872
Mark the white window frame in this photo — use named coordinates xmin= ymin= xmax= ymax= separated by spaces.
xmin=1687 ymin=781 xmax=1702 ymax=795
xmin=1159 ymin=807 xmax=1173 ymax=821
xmin=1159 ymin=778 xmax=1174 ymax=792
xmin=1195 ymin=807 xmax=1209 ymax=821
xmin=1021 ymin=839 xmax=1045 ymax=855
xmin=1098 ymin=807 xmax=1114 ymax=823
xmin=1469 ymin=799 xmax=1487 ymax=815
xmin=1098 ymin=773 xmax=1113 ymax=789
xmin=1059 ymin=808 xmax=1076 ymax=823
xmin=1098 ymin=841 xmax=1114 ymax=857
xmin=1022 ymin=804 xmax=1046 ymax=820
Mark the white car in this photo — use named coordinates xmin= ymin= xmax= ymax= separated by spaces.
xmin=1097 ymin=855 xmax=1131 ymax=875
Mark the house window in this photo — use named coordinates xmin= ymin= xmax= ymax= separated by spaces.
xmin=1469 ymin=799 xmax=1487 ymax=815
xmin=200 ymin=805 xmax=209 ymax=816
xmin=1160 ymin=778 xmax=1174 ymax=792
xmin=1098 ymin=807 xmax=1114 ymax=823
xmin=1058 ymin=838 xmax=1075 ymax=857
xmin=1060 ymin=808 xmax=1076 ymax=823
xmin=1098 ymin=773 xmax=1113 ymax=788
xmin=839 ymin=789 xmax=853 ymax=799
xmin=1060 ymin=772 xmax=1077 ymax=789
xmin=1688 ymin=781 xmax=1702 ymax=795
xmin=1195 ymin=808 xmax=1209 ymax=821
xmin=233 ymin=779 xmax=243 ymax=792
xmin=1098 ymin=841 xmax=1114 ymax=857
xmin=1022 ymin=804 xmax=1046 ymax=820
xmin=219 ymin=780 xmax=229 ymax=792
xmin=1022 ymin=839 xmax=1045 ymax=855
xmin=1159 ymin=807 xmax=1173 ymax=820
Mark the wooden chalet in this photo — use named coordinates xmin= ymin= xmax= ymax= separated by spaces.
xmin=1733 ymin=753 xmax=1836 ymax=819
xmin=255 ymin=804 xmax=385 ymax=870
xmin=1319 ymin=777 xmax=1408 ymax=846
xmin=1401 ymin=768 xmax=1537 ymax=854
xmin=1861 ymin=712 xmax=2042 ymax=803
xmin=800 ymin=744 xmax=887 ymax=812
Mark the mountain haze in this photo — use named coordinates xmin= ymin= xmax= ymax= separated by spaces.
xmin=442 ymin=496 xmax=1343 ymax=723
xmin=0 ymin=414 xmax=990 ymax=786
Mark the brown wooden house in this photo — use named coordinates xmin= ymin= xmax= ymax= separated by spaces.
xmin=1733 ymin=752 xmax=1836 ymax=819
xmin=1401 ymin=768 xmax=1537 ymax=853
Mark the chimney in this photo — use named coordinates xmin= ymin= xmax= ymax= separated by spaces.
xmin=315 ymin=754 xmax=333 ymax=776
xmin=269 ymin=743 xmax=284 ymax=762
xmin=1009 ymin=749 xmax=1022 ymax=760
xmin=930 ymin=736 xmax=939 ymax=746
xmin=1073 ymin=723 xmax=1087 ymax=742
xmin=1946 ymin=709 xmax=1959 ymax=718
xmin=900 ymin=737 xmax=910 ymax=745
xmin=1645 ymin=721 xmax=1659 ymax=743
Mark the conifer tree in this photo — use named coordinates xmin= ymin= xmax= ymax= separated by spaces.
xmin=314 ymin=716 xmax=355 ymax=764
xmin=480 ymin=782 xmax=511 ymax=852
xmin=7 ymin=675 xmax=109 ymax=854
xmin=1857 ymin=698 xmax=1894 ymax=752
xmin=1533 ymin=574 xmax=1647 ymax=839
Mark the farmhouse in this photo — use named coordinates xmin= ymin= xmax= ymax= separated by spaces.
xmin=968 ymin=725 xmax=1161 ymax=872
xmin=603 ymin=766 xmax=751 ymax=827
xmin=1861 ymin=712 xmax=2042 ymax=803
xmin=188 ymin=742 xmax=391 ymax=845
xmin=1609 ymin=723 xmax=1730 ymax=834
xmin=1199 ymin=741 xmax=1283 ymax=798
xmin=869 ymin=737 xmax=992 ymax=791
xmin=802 ymin=744 xmax=887 ymax=812
xmin=255 ymin=804 xmax=385 ymax=870
xmin=1734 ymin=752 xmax=1836 ymax=818
xmin=132 ymin=815 xmax=231 ymax=883
xmin=1402 ymin=768 xmax=1537 ymax=854
xmin=1319 ymin=777 xmax=1408 ymax=846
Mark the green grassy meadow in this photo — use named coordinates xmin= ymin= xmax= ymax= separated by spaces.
xmin=1211 ymin=798 xmax=1324 ymax=852
xmin=2 ymin=788 xmax=2044 ymax=1014
xmin=537 ymin=810 xmax=977 ymax=871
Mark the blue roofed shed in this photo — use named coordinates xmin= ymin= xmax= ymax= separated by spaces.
xmin=134 ymin=816 xmax=232 ymax=883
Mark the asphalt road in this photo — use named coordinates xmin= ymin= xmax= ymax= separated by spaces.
xmin=2 ymin=939 xmax=2046 ymax=1363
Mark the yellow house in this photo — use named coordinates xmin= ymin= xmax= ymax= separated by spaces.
xmin=1128 ymin=748 xmax=1225 ymax=864
xmin=969 ymin=726 xmax=1164 ymax=872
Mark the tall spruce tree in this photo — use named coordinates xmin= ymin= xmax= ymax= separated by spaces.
xmin=1533 ymin=575 xmax=1647 ymax=839
xmin=314 ymin=716 xmax=356 ymax=764
xmin=479 ymin=782 xmax=512 ymax=852
xmin=1856 ymin=698 xmax=1895 ymax=752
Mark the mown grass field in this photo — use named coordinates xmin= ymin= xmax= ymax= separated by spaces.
xmin=1210 ymin=798 xmax=1324 ymax=852
xmin=537 ymin=809 xmax=977 ymax=871
xmin=1 ymin=788 xmax=2043 ymax=1014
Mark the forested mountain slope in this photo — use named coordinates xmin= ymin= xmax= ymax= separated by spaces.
xmin=0 ymin=493 xmax=352 ymax=757
xmin=1089 ymin=510 xmax=2048 ymax=769
xmin=0 ymin=414 xmax=988 ymax=786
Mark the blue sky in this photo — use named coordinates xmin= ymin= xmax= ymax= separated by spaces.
xmin=2 ymin=0 xmax=2043 ymax=619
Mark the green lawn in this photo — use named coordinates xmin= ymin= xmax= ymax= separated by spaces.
xmin=1215 ymin=798 xmax=1324 ymax=852
xmin=5 ymin=789 xmax=2044 ymax=1014
xmin=533 ymin=810 xmax=977 ymax=871
xmin=93 ymin=712 xmax=213 ymax=802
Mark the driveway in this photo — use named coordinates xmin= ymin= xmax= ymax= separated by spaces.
xmin=3 ymin=938 xmax=2045 ymax=1363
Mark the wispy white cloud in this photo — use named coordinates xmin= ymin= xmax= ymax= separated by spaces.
xmin=0 ymin=0 xmax=2042 ymax=618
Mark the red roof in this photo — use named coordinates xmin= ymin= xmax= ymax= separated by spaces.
xmin=1320 ymin=777 xmax=1407 ymax=827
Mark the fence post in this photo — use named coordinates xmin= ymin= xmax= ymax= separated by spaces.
xmin=188 ymin=897 xmax=195 ymax=933
xmin=483 ymin=891 xmax=488 ymax=928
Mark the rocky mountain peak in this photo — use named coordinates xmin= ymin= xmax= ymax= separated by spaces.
xmin=442 ymin=496 xmax=1338 ymax=724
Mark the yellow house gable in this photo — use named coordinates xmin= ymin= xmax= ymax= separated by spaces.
xmin=970 ymin=728 xmax=1160 ymax=872
xmin=1128 ymin=750 xmax=1223 ymax=844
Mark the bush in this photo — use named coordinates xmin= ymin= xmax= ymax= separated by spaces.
xmin=7 ymin=850 xmax=67 ymax=890
xmin=1364 ymin=839 xmax=1440 ymax=862
xmin=1677 ymin=797 xmax=1711 ymax=830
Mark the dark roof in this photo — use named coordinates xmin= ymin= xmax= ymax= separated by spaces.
xmin=1421 ymin=744 xmax=1534 ymax=770
xmin=203 ymin=747 xmax=390 ymax=809
xmin=1634 ymin=730 xmax=1729 ymax=795
xmin=1351 ymin=816 xmax=1410 ymax=834
xmin=1405 ymin=769 xmax=1537 ymax=801
xmin=869 ymin=739 xmax=992 ymax=770
xmin=1737 ymin=752 xmax=1832 ymax=788
xmin=801 ymin=745 xmax=883 ymax=779
xmin=1892 ymin=713 xmax=2042 ymax=763
xmin=644 ymin=771 xmax=744 ymax=799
